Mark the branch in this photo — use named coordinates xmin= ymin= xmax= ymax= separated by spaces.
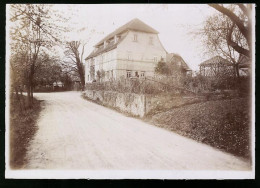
xmin=226 ymin=22 xmax=250 ymax=57
xmin=208 ymin=4 xmax=250 ymax=45
xmin=236 ymin=4 xmax=250 ymax=18
xmin=80 ymin=43 xmax=86 ymax=63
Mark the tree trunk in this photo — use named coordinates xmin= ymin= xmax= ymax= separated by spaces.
xmin=235 ymin=64 xmax=240 ymax=78
xmin=14 ymin=87 xmax=23 ymax=113
xmin=78 ymin=64 xmax=85 ymax=90
xmin=26 ymin=85 xmax=31 ymax=108
xmin=26 ymin=73 xmax=34 ymax=108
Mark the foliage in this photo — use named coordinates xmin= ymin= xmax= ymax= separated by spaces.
xmin=33 ymin=53 xmax=63 ymax=86
xmin=155 ymin=61 xmax=171 ymax=75
xmin=85 ymin=77 xmax=193 ymax=95
xmin=183 ymin=73 xmax=250 ymax=94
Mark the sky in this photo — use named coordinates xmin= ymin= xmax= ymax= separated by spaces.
xmin=54 ymin=4 xmax=219 ymax=71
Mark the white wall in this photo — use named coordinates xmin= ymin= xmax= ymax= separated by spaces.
xmin=85 ymin=49 xmax=117 ymax=83
xmin=116 ymin=30 xmax=166 ymax=78
xmin=85 ymin=30 xmax=167 ymax=83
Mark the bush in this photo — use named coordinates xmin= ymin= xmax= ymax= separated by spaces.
xmin=85 ymin=76 xmax=194 ymax=96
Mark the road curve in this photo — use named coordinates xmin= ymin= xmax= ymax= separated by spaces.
xmin=25 ymin=91 xmax=251 ymax=170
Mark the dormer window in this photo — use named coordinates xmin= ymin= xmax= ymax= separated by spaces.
xmin=149 ymin=36 xmax=153 ymax=45
xmin=133 ymin=34 xmax=138 ymax=42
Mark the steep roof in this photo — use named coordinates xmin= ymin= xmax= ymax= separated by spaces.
xmin=94 ymin=18 xmax=159 ymax=47
xmin=200 ymin=56 xmax=233 ymax=66
xmin=166 ymin=53 xmax=191 ymax=71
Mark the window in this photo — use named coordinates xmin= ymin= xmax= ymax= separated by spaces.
xmin=127 ymin=70 xmax=131 ymax=78
xmin=88 ymin=75 xmax=90 ymax=81
xmin=127 ymin=52 xmax=132 ymax=60
xmin=133 ymin=34 xmax=138 ymax=42
xmin=140 ymin=71 xmax=145 ymax=78
xmin=149 ymin=36 xmax=153 ymax=45
xmin=154 ymin=56 xmax=158 ymax=62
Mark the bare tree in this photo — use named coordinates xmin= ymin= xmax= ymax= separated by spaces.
xmin=201 ymin=10 xmax=248 ymax=77
xmin=64 ymin=41 xmax=86 ymax=90
xmin=9 ymin=4 xmax=65 ymax=107
xmin=208 ymin=4 xmax=252 ymax=58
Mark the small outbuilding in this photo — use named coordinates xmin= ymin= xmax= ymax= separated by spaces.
xmin=166 ymin=53 xmax=192 ymax=76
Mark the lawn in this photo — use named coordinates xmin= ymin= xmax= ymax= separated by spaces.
xmin=150 ymin=98 xmax=252 ymax=160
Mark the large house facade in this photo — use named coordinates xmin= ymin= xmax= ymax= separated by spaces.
xmin=85 ymin=18 xmax=167 ymax=83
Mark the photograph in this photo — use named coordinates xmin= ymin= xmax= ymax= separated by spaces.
xmin=5 ymin=4 xmax=255 ymax=179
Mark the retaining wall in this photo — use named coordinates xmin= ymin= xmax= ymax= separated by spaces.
xmin=83 ymin=90 xmax=146 ymax=117
xmin=83 ymin=90 xmax=197 ymax=117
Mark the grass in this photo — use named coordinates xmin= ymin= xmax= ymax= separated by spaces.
xmin=149 ymin=97 xmax=251 ymax=160
xmin=9 ymin=94 xmax=42 ymax=169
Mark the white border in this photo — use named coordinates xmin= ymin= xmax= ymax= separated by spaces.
xmin=5 ymin=4 xmax=256 ymax=179
xmin=5 ymin=170 xmax=254 ymax=179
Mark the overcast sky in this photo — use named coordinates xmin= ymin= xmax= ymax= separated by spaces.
xmin=54 ymin=4 xmax=219 ymax=71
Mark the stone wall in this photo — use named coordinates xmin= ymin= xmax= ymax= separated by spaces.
xmin=83 ymin=90 xmax=146 ymax=117
xmin=83 ymin=90 xmax=199 ymax=118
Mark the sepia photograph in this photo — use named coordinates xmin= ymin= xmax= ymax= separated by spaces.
xmin=5 ymin=4 xmax=255 ymax=179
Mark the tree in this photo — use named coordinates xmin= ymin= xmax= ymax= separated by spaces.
xmin=155 ymin=61 xmax=171 ymax=75
xmin=208 ymin=4 xmax=252 ymax=58
xmin=64 ymin=41 xmax=86 ymax=90
xmin=9 ymin=4 xmax=65 ymax=107
xmin=201 ymin=11 xmax=248 ymax=78
xmin=33 ymin=52 xmax=63 ymax=88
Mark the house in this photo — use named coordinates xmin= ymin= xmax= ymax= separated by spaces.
xmin=199 ymin=56 xmax=235 ymax=77
xmin=85 ymin=18 xmax=167 ymax=83
xmin=53 ymin=81 xmax=64 ymax=88
xmin=166 ymin=53 xmax=192 ymax=76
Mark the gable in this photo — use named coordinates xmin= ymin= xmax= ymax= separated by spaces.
xmin=117 ymin=30 xmax=166 ymax=56
xmin=94 ymin=18 xmax=159 ymax=47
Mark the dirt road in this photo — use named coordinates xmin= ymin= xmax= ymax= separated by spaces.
xmin=25 ymin=92 xmax=250 ymax=170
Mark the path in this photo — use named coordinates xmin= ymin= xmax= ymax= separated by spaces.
xmin=25 ymin=91 xmax=251 ymax=170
